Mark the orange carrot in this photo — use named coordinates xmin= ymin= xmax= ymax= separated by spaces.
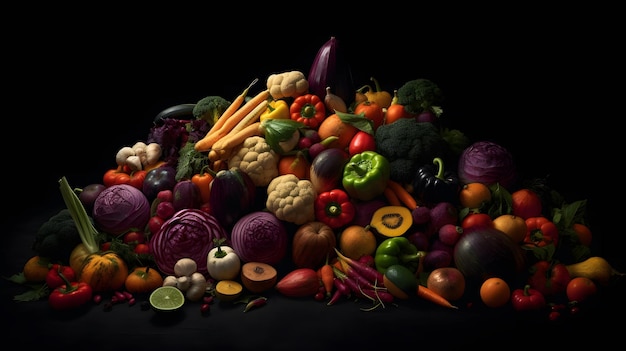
xmin=416 ymin=284 xmax=458 ymax=309
xmin=384 ymin=186 xmax=401 ymax=206
xmin=209 ymin=121 xmax=262 ymax=157
xmin=318 ymin=257 xmax=334 ymax=298
xmin=387 ymin=179 xmax=418 ymax=210
xmin=208 ymin=79 xmax=257 ymax=137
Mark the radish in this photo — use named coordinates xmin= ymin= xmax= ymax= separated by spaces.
xmin=335 ymin=248 xmax=384 ymax=286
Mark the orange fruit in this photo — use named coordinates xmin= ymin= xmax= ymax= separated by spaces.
xmin=316 ymin=113 xmax=358 ymax=150
xmin=511 ymin=188 xmax=542 ymax=219
xmin=480 ymin=277 xmax=511 ymax=308
xmin=492 ymin=214 xmax=527 ymax=243
xmin=337 ymin=225 xmax=378 ymax=260
xmin=459 ymin=182 xmax=492 ymax=209
xmin=572 ymin=223 xmax=592 ymax=247
xmin=22 ymin=255 xmax=51 ymax=283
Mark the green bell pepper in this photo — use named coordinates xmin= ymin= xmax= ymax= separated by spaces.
xmin=374 ymin=237 xmax=424 ymax=274
xmin=341 ymin=151 xmax=390 ymax=201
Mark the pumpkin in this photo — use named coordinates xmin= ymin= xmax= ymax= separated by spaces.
xmin=291 ymin=221 xmax=337 ymax=269
xmin=125 ymin=266 xmax=164 ymax=294
xmin=78 ymin=251 xmax=129 ymax=292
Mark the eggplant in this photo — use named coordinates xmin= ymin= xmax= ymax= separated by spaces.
xmin=172 ymin=180 xmax=202 ymax=211
xmin=307 ymin=36 xmax=355 ymax=106
xmin=309 ymin=148 xmax=349 ymax=194
xmin=208 ymin=168 xmax=256 ymax=230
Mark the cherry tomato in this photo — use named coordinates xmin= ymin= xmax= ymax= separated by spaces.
xmin=123 ymin=231 xmax=146 ymax=245
xmin=566 ymin=277 xmax=597 ymax=303
xmin=384 ymin=104 xmax=414 ymax=125
xmin=461 ymin=213 xmax=493 ymax=233
xmin=348 ymin=130 xmax=376 ymax=156
xmin=134 ymin=243 xmax=150 ymax=255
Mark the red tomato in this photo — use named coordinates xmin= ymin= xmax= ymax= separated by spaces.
xmin=353 ymin=100 xmax=384 ymax=130
xmin=100 ymin=242 xmax=112 ymax=251
xmin=103 ymin=168 xmax=147 ymax=189
xmin=566 ymin=277 xmax=597 ymax=303
xmin=384 ymin=104 xmax=414 ymax=125
xmin=461 ymin=213 xmax=493 ymax=233
xmin=147 ymin=216 xmax=165 ymax=235
xmin=348 ymin=130 xmax=376 ymax=156
xmin=123 ymin=231 xmax=146 ymax=245
xmin=134 ymin=243 xmax=150 ymax=255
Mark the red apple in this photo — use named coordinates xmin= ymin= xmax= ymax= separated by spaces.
xmin=426 ymin=267 xmax=466 ymax=301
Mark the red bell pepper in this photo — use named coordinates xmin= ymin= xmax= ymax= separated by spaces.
xmin=527 ymin=260 xmax=571 ymax=297
xmin=45 ymin=264 xmax=76 ymax=290
xmin=48 ymin=278 xmax=93 ymax=311
xmin=314 ymin=189 xmax=355 ymax=229
xmin=103 ymin=166 xmax=147 ymax=189
xmin=290 ymin=93 xmax=326 ymax=129
xmin=523 ymin=216 xmax=559 ymax=247
xmin=511 ymin=284 xmax=546 ymax=311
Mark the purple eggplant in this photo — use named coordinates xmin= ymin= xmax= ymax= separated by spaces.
xmin=307 ymin=36 xmax=355 ymax=106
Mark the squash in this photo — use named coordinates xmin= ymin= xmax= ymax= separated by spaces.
xmin=565 ymin=256 xmax=624 ymax=286
xmin=240 ymin=262 xmax=278 ymax=293
xmin=78 ymin=251 xmax=129 ymax=292
xmin=125 ymin=266 xmax=164 ymax=294
xmin=291 ymin=221 xmax=337 ymax=269
xmin=369 ymin=205 xmax=413 ymax=238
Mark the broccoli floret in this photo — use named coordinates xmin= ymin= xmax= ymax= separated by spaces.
xmin=192 ymin=95 xmax=231 ymax=126
xmin=396 ymin=78 xmax=444 ymax=115
xmin=32 ymin=209 xmax=85 ymax=262
xmin=375 ymin=118 xmax=450 ymax=185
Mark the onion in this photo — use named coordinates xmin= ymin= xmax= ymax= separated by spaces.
xmin=92 ymin=184 xmax=151 ymax=235
xmin=149 ymin=209 xmax=228 ymax=275
xmin=231 ymin=211 xmax=288 ymax=265
xmin=457 ymin=141 xmax=517 ymax=190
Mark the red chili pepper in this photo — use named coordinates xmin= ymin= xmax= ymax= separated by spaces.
xmin=48 ymin=277 xmax=93 ymax=311
xmin=523 ymin=216 xmax=559 ymax=247
xmin=314 ymin=189 xmax=355 ymax=229
xmin=290 ymin=93 xmax=326 ymax=128
xmin=511 ymin=284 xmax=546 ymax=311
xmin=45 ymin=264 xmax=76 ymax=290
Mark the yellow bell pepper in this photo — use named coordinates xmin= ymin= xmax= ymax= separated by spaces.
xmin=260 ymin=99 xmax=289 ymax=122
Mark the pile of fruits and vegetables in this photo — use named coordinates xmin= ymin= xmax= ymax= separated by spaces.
xmin=8 ymin=36 xmax=625 ymax=321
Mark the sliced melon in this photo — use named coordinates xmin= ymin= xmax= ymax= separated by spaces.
xmin=370 ymin=205 xmax=413 ymax=238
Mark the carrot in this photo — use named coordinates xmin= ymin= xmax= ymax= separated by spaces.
xmin=208 ymin=121 xmax=263 ymax=162
xmin=207 ymin=79 xmax=258 ymax=138
xmin=384 ymin=186 xmax=402 ymax=206
xmin=318 ymin=255 xmax=335 ymax=298
xmin=416 ymin=284 xmax=458 ymax=309
xmin=195 ymin=87 xmax=270 ymax=152
xmin=227 ymin=99 xmax=267 ymax=136
xmin=387 ymin=179 xmax=418 ymax=210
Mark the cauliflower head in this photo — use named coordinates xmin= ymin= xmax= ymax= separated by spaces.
xmin=266 ymin=174 xmax=316 ymax=225
xmin=229 ymin=136 xmax=279 ymax=187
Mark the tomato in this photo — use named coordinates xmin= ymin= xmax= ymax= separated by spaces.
xmin=123 ymin=231 xmax=146 ymax=245
xmin=100 ymin=242 xmax=112 ymax=251
xmin=353 ymin=100 xmax=384 ymax=130
xmin=134 ymin=243 xmax=150 ymax=255
xmin=348 ymin=130 xmax=376 ymax=156
xmin=461 ymin=213 xmax=493 ymax=233
xmin=147 ymin=215 xmax=165 ymax=235
xmin=566 ymin=277 xmax=597 ymax=303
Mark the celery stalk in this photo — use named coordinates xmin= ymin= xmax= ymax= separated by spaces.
xmin=58 ymin=176 xmax=100 ymax=254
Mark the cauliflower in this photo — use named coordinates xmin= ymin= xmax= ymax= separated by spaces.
xmin=266 ymin=70 xmax=309 ymax=100
xmin=266 ymin=174 xmax=316 ymax=225
xmin=229 ymin=136 xmax=279 ymax=187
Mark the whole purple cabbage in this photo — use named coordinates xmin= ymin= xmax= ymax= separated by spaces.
xmin=149 ymin=209 xmax=228 ymax=275
xmin=230 ymin=211 xmax=288 ymax=265
xmin=457 ymin=141 xmax=517 ymax=190
xmin=92 ymin=184 xmax=151 ymax=235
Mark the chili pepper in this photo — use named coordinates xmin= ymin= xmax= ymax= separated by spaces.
xmin=191 ymin=165 xmax=215 ymax=204
xmin=523 ymin=216 xmax=559 ymax=247
xmin=45 ymin=264 xmax=76 ymax=290
xmin=342 ymin=151 xmax=390 ymax=201
xmin=413 ymin=157 xmax=460 ymax=207
xmin=290 ymin=93 xmax=326 ymax=128
xmin=243 ymin=296 xmax=267 ymax=312
xmin=314 ymin=189 xmax=356 ymax=229
xmin=48 ymin=273 xmax=93 ymax=311
xmin=511 ymin=284 xmax=546 ymax=311
xmin=374 ymin=237 xmax=423 ymax=274
xmin=260 ymin=99 xmax=289 ymax=122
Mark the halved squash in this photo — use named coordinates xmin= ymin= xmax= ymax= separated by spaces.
xmin=370 ymin=205 xmax=413 ymax=238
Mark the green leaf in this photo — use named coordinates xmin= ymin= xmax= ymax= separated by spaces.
xmin=14 ymin=284 xmax=49 ymax=302
xmin=260 ymin=119 xmax=305 ymax=154
xmin=335 ymin=111 xmax=374 ymax=135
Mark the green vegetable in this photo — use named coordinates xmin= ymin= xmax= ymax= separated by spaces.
xmin=374 ymin=118 xmax=450 ymax=184
xmin=342 ymin=151 xmax=390 ymax=201
xmin=32 ymin=209 xmax=89 ymax=262
xmin=395 ymin=78 xmax=443 ymax=115
xmin=193 ymin=95 xmax=231 ymax=126
xmin=374 ymin=237 xmax=424 ymax=274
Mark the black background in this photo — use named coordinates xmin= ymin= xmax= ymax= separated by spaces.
xmin=2 ymin=4 xmax=624 ymax=349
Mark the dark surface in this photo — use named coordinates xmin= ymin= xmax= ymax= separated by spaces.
xmin=3 ymin=6 xmax=624 ymax=350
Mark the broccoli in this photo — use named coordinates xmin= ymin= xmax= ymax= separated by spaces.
xmin=396 ymin=78 xmax=444 ymax=115
xmin=32 ymin=209 xmax=85 ymax=262
xmin=375 ymin=118 xmax=451 ymax=185
xmin=192 ymin=95 xmax=231 ymax=126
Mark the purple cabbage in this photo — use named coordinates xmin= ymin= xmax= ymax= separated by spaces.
xmin=92 ymin=184 xmax=151 ymax=235
xmin=457 ymin=141 xmax=517 ymax=190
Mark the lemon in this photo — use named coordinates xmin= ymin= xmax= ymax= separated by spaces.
xmin=149 ymin=286 xmax=185 ymax=312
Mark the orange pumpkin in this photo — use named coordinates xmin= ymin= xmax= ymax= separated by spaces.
xmin=125 ymin=266 xmax=164 ymax=294
xmin=291 ymin=221 xmax=337 ymax=269
xmin=78 ymin=252 xmax=129 ymax=292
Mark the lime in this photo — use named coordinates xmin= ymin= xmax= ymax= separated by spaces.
xmin=149 ymin=286 xmax=185 ymax=312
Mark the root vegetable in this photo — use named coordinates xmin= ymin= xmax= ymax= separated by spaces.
xmin=174 ymin=258 xmax=198 ymax=277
